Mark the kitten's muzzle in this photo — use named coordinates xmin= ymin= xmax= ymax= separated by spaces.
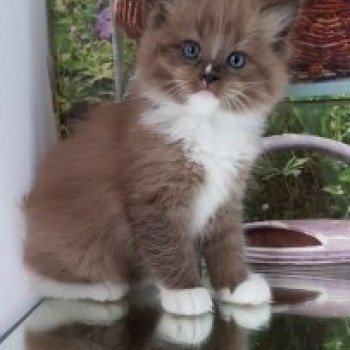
xmin=200 ymin=72 xmax=219 ymax=87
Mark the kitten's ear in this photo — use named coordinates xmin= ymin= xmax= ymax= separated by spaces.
xmin=147 ymin=0 xmax=176 ymax=29
xmin=259 ymin=0 xmax=302 ymax=41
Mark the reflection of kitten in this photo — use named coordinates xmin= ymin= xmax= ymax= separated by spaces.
xmin=25 ymin=301 xmax=139 ymax=350
xmin=25 ymin=300 xmax=250 ymax=350
xmin=24 ymin=0 xmax=301 ymax=315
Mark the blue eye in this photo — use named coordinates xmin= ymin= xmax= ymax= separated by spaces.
xmin=227 ymin=51 xmax=246 ymax=69
xmin=182 ymin=40 xmax=201 ymax=60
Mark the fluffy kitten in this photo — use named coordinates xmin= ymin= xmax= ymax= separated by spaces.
xmin=24 ymin=0 xmax=301 ymax=315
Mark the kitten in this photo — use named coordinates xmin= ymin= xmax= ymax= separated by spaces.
xmin=24 ymin=0 xmax=301 ymax=315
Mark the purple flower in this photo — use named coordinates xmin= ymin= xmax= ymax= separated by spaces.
xmin=95 ymin=7 xmax=113 ymax=41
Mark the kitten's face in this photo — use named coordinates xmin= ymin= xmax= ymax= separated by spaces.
xmin=137 ymin=0 xmax=300 ymax=113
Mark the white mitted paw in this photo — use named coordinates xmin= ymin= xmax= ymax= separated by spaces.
xmin=30 ymin=273 xmax=129 ymax=302
xmin=216 ymin=273 xmax=271 ymax=306
xmin=159 ymin=287 xmax=213 ymax=316
xmin=157 ymin=313 xmax=213 ymax=345
xmin=218 ymin=304 xmax=271 ymax=330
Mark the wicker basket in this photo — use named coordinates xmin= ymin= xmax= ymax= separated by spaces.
xmin=113 ymin=0 xmax=153 ymax=38
xmin=291 ymin=0 xmax=350 ymax=81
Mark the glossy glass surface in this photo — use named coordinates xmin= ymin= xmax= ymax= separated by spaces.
xmin=2 ymin=265 xmax=350 ymax=350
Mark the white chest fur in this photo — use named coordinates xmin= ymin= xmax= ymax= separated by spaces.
xmin=141 ymin=93 xmax=266 ymax=235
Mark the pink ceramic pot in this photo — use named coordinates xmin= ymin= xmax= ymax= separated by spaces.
xmin=245 ymin=220 xmax=350 ymax=265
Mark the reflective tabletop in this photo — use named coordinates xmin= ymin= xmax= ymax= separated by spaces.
xmin=2 ymin=265 xmax=350 ymax=350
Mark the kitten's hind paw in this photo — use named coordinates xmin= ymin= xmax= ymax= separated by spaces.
xmin=159 ymin=287 xmax=213 ymax=316
xmin=157 ymin=313 xmax=213 ymax=345
xmin=216 ymin=273 xmax=271 ymax=306
xmin=26 ymin=299 xmax=128 ymax=332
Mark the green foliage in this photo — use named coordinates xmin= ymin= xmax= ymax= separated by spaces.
xmin=49 ymin=0 xmax=116 ymax=135
xmin=245 ymin=99 xmax=350 ymax=221
xmin=120 ymin=35 xmax=137 ymax=90
xmin=251 ymin=314 xmax=350 ymax=350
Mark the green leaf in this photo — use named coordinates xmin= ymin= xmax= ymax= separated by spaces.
xmin=324 ymin=185 xmax=344 ymax=196
xmin=282 ymin=156 xmax=309 ymax=177
xmin=339 ymin=168 xmax=350 ymax=183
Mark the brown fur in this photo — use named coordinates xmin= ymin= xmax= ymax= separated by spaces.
xmin=24 ymin=0 xmax=300 ymax=293
xmin=203 ymin=203 xmax=249 ymax=291
xmin=137 ymin=0 xmax=301 ymax=110
xmin=24 ymin=100 xmax=204 ymax=288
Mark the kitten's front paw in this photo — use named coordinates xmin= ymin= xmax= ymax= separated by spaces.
xmin=216 ymin=273 xmax=271 ymax=306
xmin=159 ymin=287 xmax=213 ymax=316
xmin=157 ymin=313 xmax=213 ymax=345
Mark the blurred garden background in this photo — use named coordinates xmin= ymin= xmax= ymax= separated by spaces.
xmin=47 ymin=0 xmax=135 ymax=135
xmin=48 ymin=0 xmax=350 ymax=223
